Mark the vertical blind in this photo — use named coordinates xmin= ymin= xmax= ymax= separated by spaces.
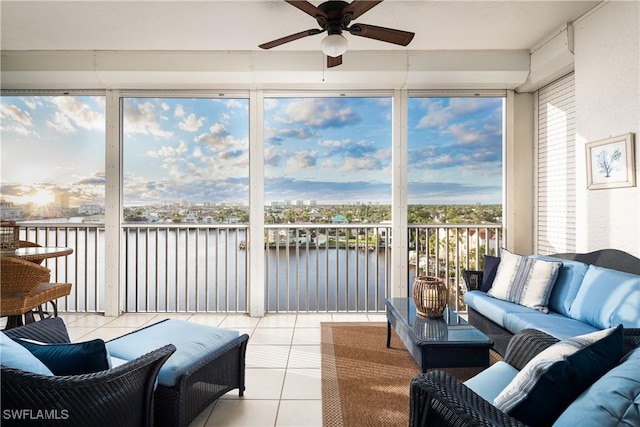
xmin=537 ymin=72 xmax=576 ymax=254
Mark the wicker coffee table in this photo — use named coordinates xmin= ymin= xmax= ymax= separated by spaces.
xmin=385 ymin=297 xmax=493 ymax=372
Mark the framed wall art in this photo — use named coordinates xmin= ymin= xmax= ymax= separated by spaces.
xmin=586 ymin=132 xmax=636 ymax=190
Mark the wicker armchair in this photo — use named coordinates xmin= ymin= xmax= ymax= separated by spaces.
xmin=1 ymin=257 xmax=72 ymax=329
xmin=1 ymin=317 xmax=176 ymax=427
xmin=1 ymin=257 xmax=51 ymax=328
xmin=18 ymin=240 xmax=47 ymax=265
xmin=409 ymin=328 xmax=640 ymax=427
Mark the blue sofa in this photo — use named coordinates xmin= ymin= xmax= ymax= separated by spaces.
xmin=464 ymin=248 xmax=640 ymax=355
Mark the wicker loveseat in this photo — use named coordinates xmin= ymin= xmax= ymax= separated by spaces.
xmin=1 ymin=317 xmax=175 ymax=427
xmin=463 ymin=248 xmax=640 ymax=355
xmin=410 ymin=327 xmax=640 ymax=427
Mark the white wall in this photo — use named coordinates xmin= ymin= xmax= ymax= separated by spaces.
xmin=574 ymin=1 xmax=640 ymax=255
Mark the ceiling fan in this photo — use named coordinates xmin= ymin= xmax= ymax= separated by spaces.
xmin=259 ymin=0 xmax=415 ymax=68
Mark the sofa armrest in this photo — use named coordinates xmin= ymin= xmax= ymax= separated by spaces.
xmin=1 ymin=344 xmax=176 ymax=427
xmin=503 ymin=329 xmax=559 ymax=371
xmin=623 ymin=328 xmax=640 ymax=355
xmin=410 ymin=370 xmax=527 ymax=427
xmin=3 ymin=316 xmax=71 ymax=344
xmin=462 ymin=270 xmax=483 ymax=292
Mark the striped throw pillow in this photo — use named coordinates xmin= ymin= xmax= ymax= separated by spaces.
xmin=487 ymin=249 xmax=561 ymax=312
xmin=493 ymin=325 xmax=624 ymax=426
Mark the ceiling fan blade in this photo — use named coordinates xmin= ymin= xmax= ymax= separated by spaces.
xmin=344 ymin=0 xmax=383 ymax=20
xmin=259 ymin=28 xmax=323 ymax=49
xmin=285 ymin=0 xmax=328 ymax=19
xmin=348 ymin=23 xmax=414 ymax=46
xmin=327 ymin=55 xmax=343 ymax=68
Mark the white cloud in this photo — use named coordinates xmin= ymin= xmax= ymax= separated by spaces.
xmin=124 ymin=101 xmax=173 ymax=139
xmin=224 ymin=99 xmax=245 ymax=110
xmin=48 ymin=97 xmax=105 ymax=132
xmin=178 ymin=113 xmax=206 ymax=132
xmin=284 ymin=99 xmax=358 ymax=127
xmin=287 ymin=151 xmax=317 ymax=170
xmin=264 ymin=145 xmax=281 ymax=166
xmin=449 ymin=123 xmax=483 ymax=144
xmin=47 ymin=111 xmax=75 ymax=133
xmin=194 ymin=123 xmax=236 ymax=149
xmin=341 ymin=157 xmax=377 ymax=172
xmin=147 ymin=140 xmax=189 ymax=158
xmin=374 ymin=148 xmax=391 ymax=160
xmin=0 ymin=104 xmax=36 ymax=136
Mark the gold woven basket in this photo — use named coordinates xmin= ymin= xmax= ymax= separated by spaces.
xmin=412 ymin=276 xmax=448 ymax=318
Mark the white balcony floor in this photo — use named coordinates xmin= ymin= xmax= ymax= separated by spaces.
xmin=55 ymin=311 xmax=388 ymax=427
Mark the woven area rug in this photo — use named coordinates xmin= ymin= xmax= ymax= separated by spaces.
xmin=321 ymin=322 xmax=498 ymax=427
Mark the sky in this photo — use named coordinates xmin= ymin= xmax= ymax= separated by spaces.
xmin=0 ymin=95 xmax=503 ymax=210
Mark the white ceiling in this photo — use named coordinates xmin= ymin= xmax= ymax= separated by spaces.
xmin=0 ymin=0 xmax=601 ymax=90
xmin=1 ymin=0 xmax=600 ymax=52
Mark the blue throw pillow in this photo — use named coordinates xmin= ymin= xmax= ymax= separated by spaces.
xmin=481 ymin=255 xmax=500 ymax=292
xmin=493 ymin=325 xmax=624 ymax=426
xmin=0 ymin=332 xmax=53 ymax=376
xmin=15 ymin=338 xmax=111 ymax=376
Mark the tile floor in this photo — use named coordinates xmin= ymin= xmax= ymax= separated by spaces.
xmin=51 ymin=311 xmax=388 ymax=427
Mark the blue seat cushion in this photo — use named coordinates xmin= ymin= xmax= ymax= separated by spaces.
xmin=503 ymin=311 xmax=599 ymax=340
xmin=0 ymin=332 xmax=53 ymax=376
xmin=106 ymin=319 xmax=239 ymax=387
xmin=531 ymin=255 xmax=589 ymax=317
xmin=553 ymin=346 xmax=640 ymax=427
xmin=464 ymin=290 xmax=537 ymax=328
xmin=464 ymin=361 xmax=519 ymax=403
xmin=569 ymin=265 xmax=640 ymax=329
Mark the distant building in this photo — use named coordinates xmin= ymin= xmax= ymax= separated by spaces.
xmin=0 ymin=200 xmax=25 ymax=220
xmin=226 ymin=216 xmax=240 ymax=224
xmin=332 ymin=214 xmax=349 ymax=224
xmin=183 ymin=213 xmax=197 ymax=223
xmin=79 ymin=204 xmax=103 ymax=215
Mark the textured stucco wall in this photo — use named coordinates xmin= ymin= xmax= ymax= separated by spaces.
xmin=574 ymin=1 xmax=640 ymax=255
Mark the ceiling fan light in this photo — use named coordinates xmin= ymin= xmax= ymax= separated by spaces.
xmin=321 ymin=34 xmax=348 ymax=57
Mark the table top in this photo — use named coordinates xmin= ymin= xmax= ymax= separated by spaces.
xmin=386 ymin=297 xmax=492 ymax=346
xmin=1 ymin=246 xmax=73 ymax=262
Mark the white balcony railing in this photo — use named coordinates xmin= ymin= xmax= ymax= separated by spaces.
xmin=17 ymin=222 xmax=502 ymax=314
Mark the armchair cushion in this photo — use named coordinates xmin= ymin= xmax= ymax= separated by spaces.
xmin=553 ymin=346 xmax=640 ymax=427
xmin=488 ymin=249 xmax=562 ymax=313
xmin=463 ymin=361 xmax=519 ymax=403
xmin=493 ymin=325 xmax=624 ymax=426
xmin=15 ymin=337 xmax=111 ymax=375
xmin=0 ymin=332 xmax=53 ymax=376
